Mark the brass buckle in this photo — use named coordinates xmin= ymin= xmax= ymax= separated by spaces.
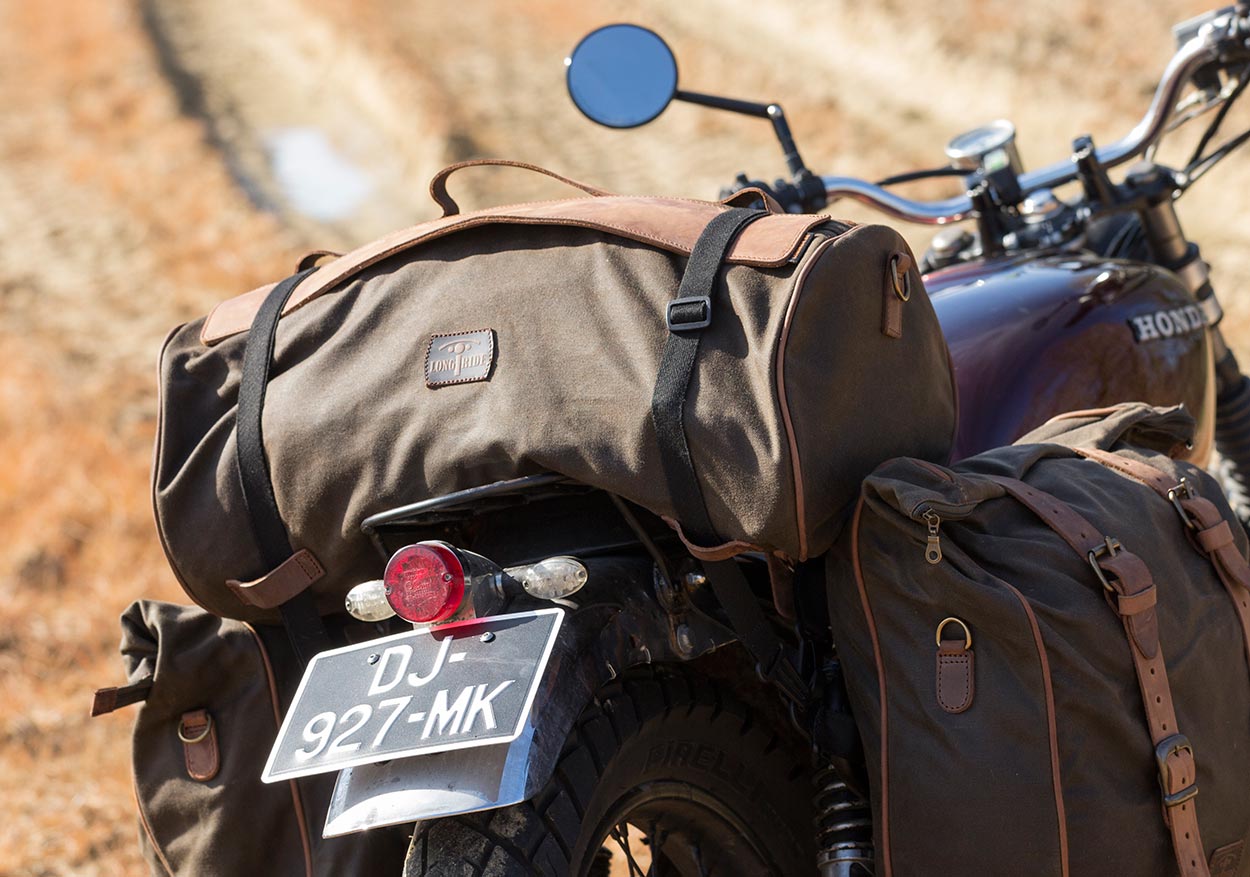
xmin=1167 ymin=479 xmax=1199 ymax=531
xmin=935 ymin=616 xmax=972 ymax=650
xmin=889 ymin=253 xmax=912 ymax=301
xmin=178 ymin=713 xmax=213 ymax=745
xmin=1086 ymin=536 xmax=1123 ymax=592
xmin=1155 ymin=733 xmax=1199 ymax=807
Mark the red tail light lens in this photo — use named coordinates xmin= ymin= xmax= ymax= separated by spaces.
xmin=383 ymin=542 xmax=466 ymax=623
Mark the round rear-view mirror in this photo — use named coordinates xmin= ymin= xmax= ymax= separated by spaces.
xmin=565 ymin=24 xmax=679 ymax=129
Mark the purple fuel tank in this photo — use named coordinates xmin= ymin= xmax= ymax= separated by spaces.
xmin=926 ymin=252 xmax=1214 ymax=463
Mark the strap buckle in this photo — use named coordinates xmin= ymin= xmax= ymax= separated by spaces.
xmin=755 ymin=645 xmax=809 ymax=705
xmin=1167 ymin=479 xmax=1199 ymax=531
xmin=666 ymin=296 xmax=712 ymax=332
xmin=1087 ymin=536 xmax=1124 ymax=591
xmin=1155 ymin=733 xmax=1199 ymax=807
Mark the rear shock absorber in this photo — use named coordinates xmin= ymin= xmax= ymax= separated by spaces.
xmin=815 ymin=761 xmax=874 ymax=876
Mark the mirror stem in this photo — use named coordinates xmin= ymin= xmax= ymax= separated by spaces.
xmin=674 ymin=91 xmax=808 ymax=178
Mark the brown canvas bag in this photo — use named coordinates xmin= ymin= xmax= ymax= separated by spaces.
xmin=92 ymin=601 xmax=408 ymax=875
xmin=152 ymin=164 xmax=956 ymax=626
xmin=827 ymin=403 xmax=1250 ymax=877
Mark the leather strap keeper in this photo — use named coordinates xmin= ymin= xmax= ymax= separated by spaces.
xmin=226 ymin=548 xmax=325 ymax=610
xmin=179 ymin=709 xmax=220 ymax=782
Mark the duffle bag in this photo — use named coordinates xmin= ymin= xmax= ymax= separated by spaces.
xmin=827 ymin=403 xmax=1250 ymax=876
xmin=152 ymin=161 xmax=956 ymax=625
xmin=91 ymin=600 xmax=408 ymax=875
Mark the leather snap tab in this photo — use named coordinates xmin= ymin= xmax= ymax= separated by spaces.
xmin=936 ymin=617 xmax=975 ymax=714
xmin=179 ymin=709 xmax=220 ymax=782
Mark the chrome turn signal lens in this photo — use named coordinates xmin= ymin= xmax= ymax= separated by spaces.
xmin=344 ymin=579 xmax=395 ymax=622
xmin=504 ymin=556 xmax=588 ymax=599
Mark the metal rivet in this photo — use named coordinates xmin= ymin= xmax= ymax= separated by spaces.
xmin=367 ymin=653 xmax=380 ymax=665
xmin=480 ymin=631 xmax=495 ymax=643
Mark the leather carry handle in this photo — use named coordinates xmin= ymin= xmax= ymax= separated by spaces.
xmin=429 ymin=159 xmax=789 ymax=218
xmin=721 ymin=186 xmax=786 ymax=215
xmin=429 ymin=159 xmax=615 ymax=217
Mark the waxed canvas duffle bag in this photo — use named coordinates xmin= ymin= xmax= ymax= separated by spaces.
xmin=153 ymin=162 xmax=956 ymax=626
xmin=827 ymin=403 xmax=1250 ymax=877
xmin=91 ymin=601 xmax=408 ymax=875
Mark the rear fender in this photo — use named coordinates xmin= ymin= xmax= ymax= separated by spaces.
xmin=322 ymin=556 xmax=735 ymax=836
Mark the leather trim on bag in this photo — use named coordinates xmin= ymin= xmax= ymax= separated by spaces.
xmin=991 ymin=475 xmax=1209 ymax=877
xmin=179 ymin=709 xmax=220 ymax=782
xmin=199 ymin=199 xmax=829 ymax=345
xmin=881 ymin=250 xmax=911 ymax=339
xmin=850 ymin=494 xmax=893 ymax=875
xmin=1210 ymin=840 xmax=1245 ymax=877
xmin=226 ymin=548 xmax=326 ymax=610
xmin=429 ymin=159 xmax=614 ymax=217
xmin=776 ymin=235 xmax=839 ymax=561
xmin=1074 ymin=448 xmax=1250 ymax=674
xmin=935 ymin=643 xmax=974 ymax=714
xmin=663 ymin=516 xmax=768 ymax=561
xmin=132 ymin=782 xmax=175 ymax=877
xmin=1003 ymin=582 xmax=1070 ymax=877
xmin=244 ymin=624 xmax=313 ymax=877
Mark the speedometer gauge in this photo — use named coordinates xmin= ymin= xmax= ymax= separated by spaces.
xmin=945 ymin=120 xmax=1019 ymax=170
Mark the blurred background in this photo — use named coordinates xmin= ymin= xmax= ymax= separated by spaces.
xmin=2 ymin=0 xmax=1244 ymax=872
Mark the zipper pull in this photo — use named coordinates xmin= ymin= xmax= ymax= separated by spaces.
xmin=922 ymin=510 xmax=943 ymax=565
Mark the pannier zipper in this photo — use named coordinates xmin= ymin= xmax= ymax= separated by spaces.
xmin=912 ymin=499 xmax=978 ymax=565
xmin=922 ymin=510 xmax=943 ymax=565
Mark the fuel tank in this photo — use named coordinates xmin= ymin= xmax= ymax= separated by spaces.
xmin=926 ymin=252 xmax=1214 ymax=462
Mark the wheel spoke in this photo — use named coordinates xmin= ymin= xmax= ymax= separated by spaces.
xmin=610 ymin=823 xmax=648 ymax=877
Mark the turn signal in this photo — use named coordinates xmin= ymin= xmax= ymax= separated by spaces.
xmin=383 ymin=542 xmax=466 ymax=624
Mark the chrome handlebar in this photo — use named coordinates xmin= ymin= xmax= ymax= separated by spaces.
xmin=819 ymin=13 xmax=1247 ymax=225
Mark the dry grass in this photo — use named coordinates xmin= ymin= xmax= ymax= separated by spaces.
xmin=3 ymin=0 xmax=1249 ymax=874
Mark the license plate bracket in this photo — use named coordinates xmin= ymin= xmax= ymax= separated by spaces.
xmin=262 ymin=607 xmax=564 ymax=783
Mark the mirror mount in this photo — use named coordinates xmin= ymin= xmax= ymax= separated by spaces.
xmin=674 ymin=92 xmax=807 ymax=180
xmin=566 ymin=24 xmax=827 ymax=211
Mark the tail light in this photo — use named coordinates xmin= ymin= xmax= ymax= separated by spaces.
xmin=384 ymin=542 xmax=466 ymax=624
xmin=343 ymin=542 xmax=591 ymax=624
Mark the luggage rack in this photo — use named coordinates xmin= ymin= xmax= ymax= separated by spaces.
xmin=360 ymin=473 xmax=582 ymax=533
xmin=359 ymin=473 xmax=673 ymax=567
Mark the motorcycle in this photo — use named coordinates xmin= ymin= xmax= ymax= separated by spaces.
xmin=261 ymin=7 xmax=1250 ymax=875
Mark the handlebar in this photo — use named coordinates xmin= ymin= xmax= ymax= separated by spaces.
xmin=819 ymin=11 xmax=1247 ymax=225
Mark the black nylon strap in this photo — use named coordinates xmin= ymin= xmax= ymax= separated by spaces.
xmin=650 ymin=208 xmax=809 ymax=704
xmin=237 ymin=268 xmax=329 ymax=666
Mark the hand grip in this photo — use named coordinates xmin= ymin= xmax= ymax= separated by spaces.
xmin=429 ymin=159 xmax=614 ymax=216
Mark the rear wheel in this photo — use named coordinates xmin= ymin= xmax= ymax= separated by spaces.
xmin=404 ymin=667 xmax=815 ymax=876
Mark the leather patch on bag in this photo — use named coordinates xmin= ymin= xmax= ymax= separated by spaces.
xmin=936 ymin=616 xmax=975 ymax=714
xmin=425 ymin=329 xmax=495 ymax=387
xmin=1210 ymin=841 xmax=1244 ymax=877
xmin=179 ymin=709 xmax=220 ymax=782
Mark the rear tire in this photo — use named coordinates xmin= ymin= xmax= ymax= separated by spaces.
xmin=404 ymin=666 xmax=815 ymax=876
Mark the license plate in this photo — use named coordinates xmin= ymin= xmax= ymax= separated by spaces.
xmin=262 ymin=607 xmax=564 ymax=783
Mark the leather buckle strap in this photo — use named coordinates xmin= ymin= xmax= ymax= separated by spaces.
xmin=1087 ymin=536 xmax=1124 ymax=591
xmin=1168 ymin=478 xmax=1200 ymax=530
xmin=666 ymin=295 xmax=712 ymax=332
xmin=755 ymin=642 xmax=809 ymax=705
xmin=1156 ymin=734 xmax=1200 ymax=807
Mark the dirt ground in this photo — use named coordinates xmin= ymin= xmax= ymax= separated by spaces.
xmin=1 ymin=0 xmax=1244 ymax=873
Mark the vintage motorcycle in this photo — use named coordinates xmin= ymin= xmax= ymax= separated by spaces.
xmin=262 ymin=7 xmax=1250 ymax=875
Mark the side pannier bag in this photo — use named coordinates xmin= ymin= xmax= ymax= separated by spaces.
xmin=827 ymin=403 xmax=1250 ymax=877
xmin=91 ymin=601 xmax=407 ymax=875
xmin=153 ymin=163 xmax=956 ymax=624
